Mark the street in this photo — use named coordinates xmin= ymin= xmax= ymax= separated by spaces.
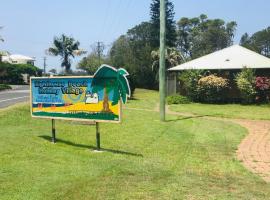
xmin=0 ymin=85 xmax=29 ymax=108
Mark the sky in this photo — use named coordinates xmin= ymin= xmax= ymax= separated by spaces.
xmin=1 ymin=0 xmax=270 ymax=72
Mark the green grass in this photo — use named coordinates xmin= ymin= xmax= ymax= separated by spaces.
xmin=170 ymin=102 xmax=270 ymax=120
xmin=0 ymin=90 xmax=270 ymax=199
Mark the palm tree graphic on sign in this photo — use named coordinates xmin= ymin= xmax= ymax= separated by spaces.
xmin=91 ymin=64 xmax=131 ymax=112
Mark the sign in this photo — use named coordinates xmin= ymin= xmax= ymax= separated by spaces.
xmin=30 ymin=76 xmax=122 ymax=122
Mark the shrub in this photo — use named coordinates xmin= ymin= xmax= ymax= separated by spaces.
xmin=235 ymin=68 xmax=256 ymax=103
xmin=178 ymin=70 xmax=205 ymax=101
xmin=255 ymin=76 xmax=270 ymax=102
xmin=0 ymin=62 xmax=42 ymax=84
xmin=0 ymin=84 xmax=12 ymax=91
xmin=197 ymin=75 xmax=229 ymax=103
xmin=166 ymin=95 xmax=190 ymax=105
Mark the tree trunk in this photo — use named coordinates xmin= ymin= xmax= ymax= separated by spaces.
xmin=102 ymin=87 xmax=111 ymax=112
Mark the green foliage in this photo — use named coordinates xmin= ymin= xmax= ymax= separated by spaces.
xmin=0 ymin=62 xmax=42 ymax=84
xmin=166 ymin=94 xmax=190 ymax=104
xmin=197 ymin=75 xmax=229 ymax=103
xmin=77 ymin=53 xmax=108 ymax=75
xmin=47 ymin=34 xmax=85 ymax=73
xmin=150 ymin=0 xmax=177 ymax=48
xmin=0 ymin=84 xmax=11 ymax=91
xmin=235 ymin=68 xmax=256 ymax=103
xmin=240 ymin=27 xmax=270 ymax=58
xmin=151 ymin=47 xmax=183 ymax=81
xmin=110 ymin=23 xmax=157 ymax=89
xmin=178 ymin=70 xmax=205 ymax=101
xmin=177 ymin=14 xmax=237 ymax=58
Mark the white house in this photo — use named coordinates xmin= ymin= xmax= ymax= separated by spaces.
xmin=167 ymin=45 xmax=270 ymax=95
xmin=2 ymin=51 xmax=35 ymax=65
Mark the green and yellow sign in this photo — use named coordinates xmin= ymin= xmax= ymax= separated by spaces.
xmin=30 ymin=65 xmax=130 ymax=123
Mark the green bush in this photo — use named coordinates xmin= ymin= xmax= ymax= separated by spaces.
xmin=178 ymin=70 xmax=205 ymax=101
xmin=166 ymin=95 xmax=190 ymax=105
xmin=197 ymin=75 xmax=229 ymax=103
xmin=235 ymin=68 xmax=256 ymax=103
xmin=0 ymin=62 xmax=42 ymax=84
xmin=0 ymin=84 xmax=12 ymax=91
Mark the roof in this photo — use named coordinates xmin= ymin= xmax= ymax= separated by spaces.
xmin=169 ymin=45 xmax=270 ymax=71
xmin=9 ymin=54 xmax=35 ymax=61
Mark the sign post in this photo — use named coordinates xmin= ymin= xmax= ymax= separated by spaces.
xmin=96 ymin=122 xmax=100 ymax=150
xmin=52 ymin=119 xmax=56 ymax=143
xmin=30 ymin=64 xmax=131 ymax=151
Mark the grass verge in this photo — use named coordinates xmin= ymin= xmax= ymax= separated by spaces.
xmin=170 ymin=102 xmax=270 ymax=120
xmin=0 ymin=89 xmax=269 ymax=199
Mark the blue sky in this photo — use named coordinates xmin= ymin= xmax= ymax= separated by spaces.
xmin=1 ymin=0 xmax=270 ymax=72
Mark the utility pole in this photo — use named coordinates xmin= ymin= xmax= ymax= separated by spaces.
xmin=43 ymin=57 xmax=47 ymax=75
xmin=96 ymin=41 xmax=105 ymax=66
xmin=159 ymin=0 xmax=166 ymax=121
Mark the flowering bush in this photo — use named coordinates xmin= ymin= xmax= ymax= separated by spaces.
xmin=178 ymin=70 xmax=205 ymax=101
xmin=255 ymin=76 xmax=270 ymax=102
xmin=235 ymin=68 xmax=256 ymax=103
xmin=197 ymin=75 xmax=229 ymax=103
xmin=255 ymin=77 xmax=270 ymax=90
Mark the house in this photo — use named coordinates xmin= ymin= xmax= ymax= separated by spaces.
xmin=167 ymin=45 xmax=270 ymax=96
xmin=2 ymin=51 xmax=35 ymax=65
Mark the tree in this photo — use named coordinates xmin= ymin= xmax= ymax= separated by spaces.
xmin=91 ymin=64 xmax=131 ymax=112
xmin=240 ymin=27 xmax=270 ymax=58
xmin=110 ymin=22 xmax=157 ymax=89
xmin=0 ymin=27 xmax=3 ymax=42
xmin=151 ymin=47 xmax=183 ymax=80
xmin=0 ymin=27 xmax=4 ymax=63
xmin=78 ymin=43 xmax=108 ymax=75
xmin=177 ymin=14 xmax=237 ymax=59
xmin=49 ymin=68 xmax=57 ymax=74
xmin=150 ymin=0 xmax=176 ymax=48
xmin=47 ymin=34 xmax=85 ymax=73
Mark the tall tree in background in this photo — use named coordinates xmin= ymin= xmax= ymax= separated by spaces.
xmin=47 ymin=34 xmax=85 ymax=73
xmin=78 ymin=43 xmax=108 ymax=75
xmin=177 ymin=14 xmax=237 ymax=59
xmin=240 ymin=27 xmax=270 ymax=58
xmin=110 ymin=22 xmax=156 ymax=89
xmin=150 ymin=0 xmax=176 ymax=48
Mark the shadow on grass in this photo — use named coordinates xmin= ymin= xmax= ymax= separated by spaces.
xmin=39 ymin=135 xmax=143 ymax=157
xmin=166 ymin=115 xmax=206 ymax=122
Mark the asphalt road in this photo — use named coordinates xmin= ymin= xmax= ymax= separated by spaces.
xmin=0 ymin=85 xmax=29 ymax=108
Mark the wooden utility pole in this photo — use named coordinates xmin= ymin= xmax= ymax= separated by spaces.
xmin=43 ymin=57 xmax=47 ymax=75
xmin=159 ymin=0 xmax=166 ymax=121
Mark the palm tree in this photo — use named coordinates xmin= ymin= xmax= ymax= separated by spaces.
xmin=0 ymin=26 xmax=4 ymax=63
xmin=47 ymin=34 xmax=86 ymax=73
xmin=91 ymin=64 xmax=131 ymax=112
xmin=151 ymin=47 xmax=184 ymax=81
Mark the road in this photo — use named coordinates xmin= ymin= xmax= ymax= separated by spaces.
xmin=0 ymin=85 xmax=29 ymax=108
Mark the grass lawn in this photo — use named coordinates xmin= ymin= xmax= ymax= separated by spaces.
xmin=0 ymin=89 xmax=270 ymax=199
xmin=170 ymin=102 xmax=270 ymax=120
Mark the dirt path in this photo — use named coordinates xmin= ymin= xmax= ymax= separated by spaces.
xmin=128 ymin=104 xmax=270 ymax=182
